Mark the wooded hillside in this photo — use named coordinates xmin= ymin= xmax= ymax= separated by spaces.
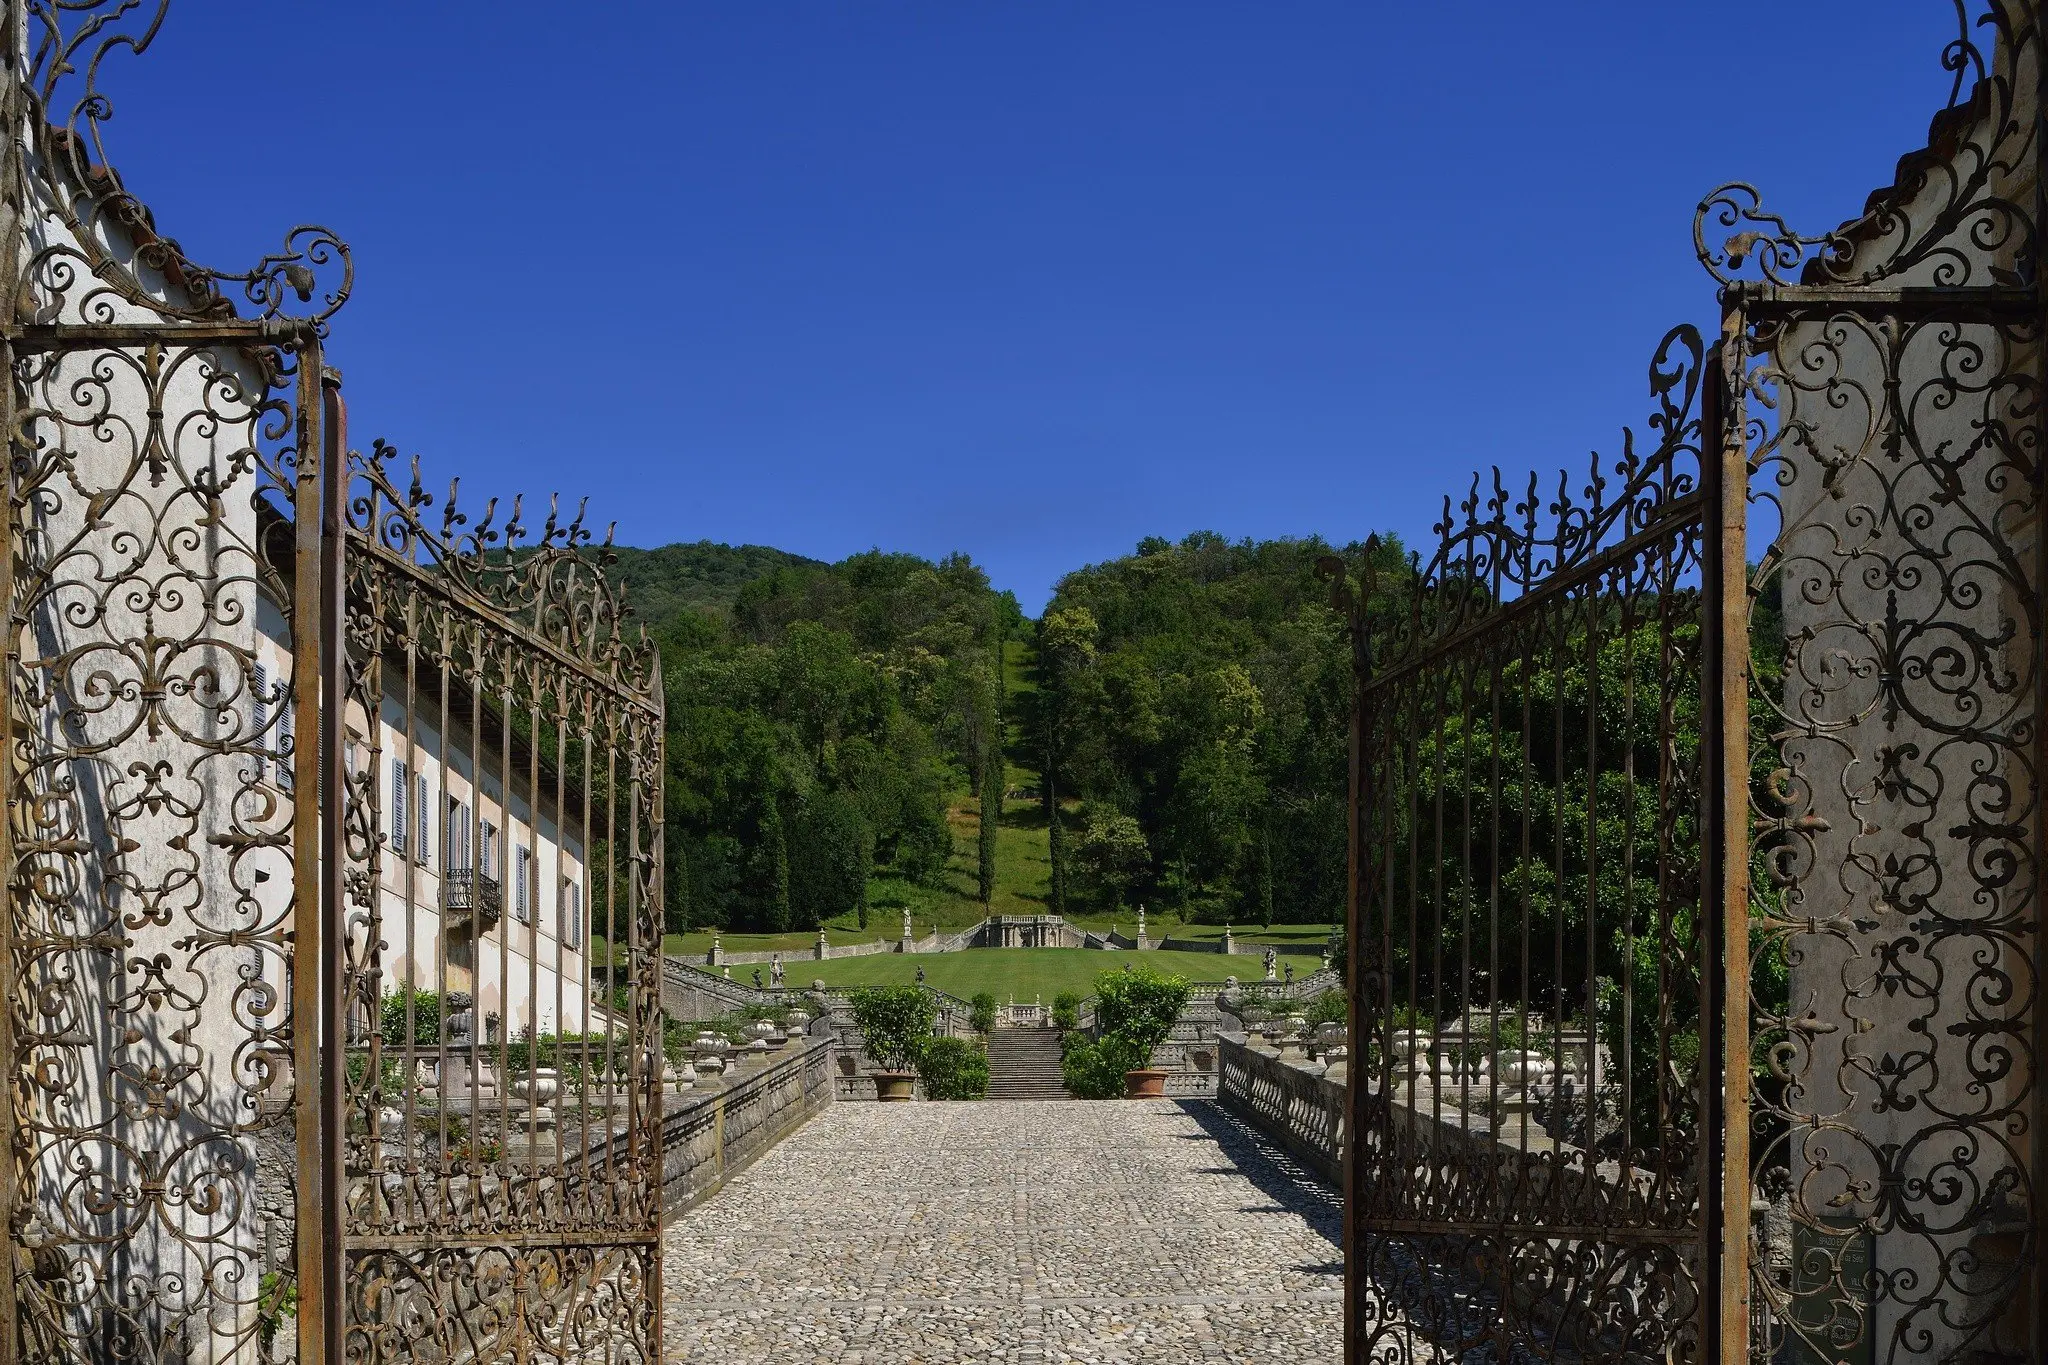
xmin=612 ymin=533 xmax=1386 ymax=936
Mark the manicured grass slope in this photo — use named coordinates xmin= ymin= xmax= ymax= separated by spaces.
xmin=771 ymin=946 xmax=1326 ymax=999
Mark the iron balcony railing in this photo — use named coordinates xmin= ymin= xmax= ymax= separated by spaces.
xmin=441 ymin=868 xmax=504 ymax=936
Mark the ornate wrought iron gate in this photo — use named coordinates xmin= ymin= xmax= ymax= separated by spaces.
xmin=1336 ymin=5 xmax=2044 ymax=1362
xmin=331 ymin=446 xmax=667 ymax=1364
xmin=0 ymin=4 xmax=667 ymax=1362
xmin=1330 ymin=325 xmax=1727 ymax=1363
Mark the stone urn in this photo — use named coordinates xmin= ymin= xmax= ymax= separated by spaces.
xmin=785 ymin=1010 xmax=812 ymax=1036
xmin=873 ymin=1070 xmax=916 ymax=1102
xmin=1124 ymin=1068 xmax=1168 ymax=1099
xmin=511 ymin=1069 xmax=560 ymax=1126
xmin=1492 ymin=1048 xmax=1549 ymax=1119
xmin=1314 ymin=1022 xmax=1348 ymax=1058
xmin=1497 ymin=1049 xmax=1549 ymax=1087
xmin=748 ymin=1019 xmax=777 ymax=1045
xmin=1390 ymin=1028 xmax=1429 ymax=1079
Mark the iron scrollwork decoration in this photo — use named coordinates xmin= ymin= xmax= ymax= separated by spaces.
xmin=20 ymin=0 xmax=353 ymax=330
xmin=6 ymin=336 xmax=313 ymax=1356
xmin=1735 ymin=266 xmax=2042 ymax=1361
xmin=1333 ymin=322 xmax=1714 ymax=1364
xmin=347 ymin=438 xmax=652 ymax=689
xmin=1702 ymin=5 xmax=2044 ymax=1364
xmin=1696 ymin=2 xmax=2037 ymax=291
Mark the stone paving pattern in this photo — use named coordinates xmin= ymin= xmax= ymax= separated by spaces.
xmin=661 ymin=1099 xmax=1342 ymax=1362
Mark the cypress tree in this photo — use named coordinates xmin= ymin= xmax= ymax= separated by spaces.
xmin=978 ymin=724 xmax=1001 ymax=906
xmin=1045 ymin=762 xmax=1068 ymax=917
xmin=1258 ymin=817 xmax=1275 ymax=929
xmin=762 ymin=795 xmax=791 ymax=933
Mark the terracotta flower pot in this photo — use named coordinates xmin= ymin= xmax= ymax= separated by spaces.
xmin=1124 ymin=1069 xmax=1167 ymax=1099
xmin=874 ymin=1070 xmax=917 ymax=1102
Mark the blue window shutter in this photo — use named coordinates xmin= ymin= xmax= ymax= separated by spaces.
xmin=392 ymin=760 xmax=407 ymax=855
xmin=277 ymin=683 xmax=295 ymax=794
xmin=252 ymin=663 xmax=268 ymax=783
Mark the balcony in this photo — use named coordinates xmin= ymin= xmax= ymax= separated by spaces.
xmin=442 ymin=868 xmax=503 ymax=938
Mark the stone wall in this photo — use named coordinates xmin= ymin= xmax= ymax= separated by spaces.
xmin=655 ymin=1036 xmax=834 ymax=1214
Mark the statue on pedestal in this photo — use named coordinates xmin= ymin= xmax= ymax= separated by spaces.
xmin=1263 ymin=946 xmax=1278 ymax=981
xmin=770 ymin=954 xmax=785 ymax=987
xmin=902 ymin=907 xmax=913 ymax=941
xmin=1136 ymin=905 xmax=1146 ymax=944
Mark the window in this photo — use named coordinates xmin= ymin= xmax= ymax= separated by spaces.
xmin=481 ymin=821 xmax=498 ymax=872
xmin=446 ymin=798 xmax=471 ymax=872
xmin=513 ymin=848 xmax=532 ymax=923
xmin=391 ymin=759 xmax=408 ymax=855
xmin=416 ymin=773 xmax=431 ymax=865
xmin=562 ymin=878 xmax=584 ymax=950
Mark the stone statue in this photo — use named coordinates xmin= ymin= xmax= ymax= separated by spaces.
xmin=770 ymin=954 xmax=785 ymax=987
xmin=1263 ymin=946 xmax=1278 ymax=981
xmin=915 ymin=964 xmax=927 ymax=986
xmin=1284 ymin=962 xmax=1294 ymax=985
xmin=902 ymin=907 xmax=913 ymax=940
xmin=1136 ymin=905 xmax=1146 ymax=943
xmin=752 ymin=968 xmax=764 ymax=989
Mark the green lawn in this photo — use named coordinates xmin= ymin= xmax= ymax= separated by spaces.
xmin=763 ymin=946 xmax=1326 ymax=1000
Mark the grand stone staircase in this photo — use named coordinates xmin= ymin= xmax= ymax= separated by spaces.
xmin=985 ymin=1028 xmax=1069 ymax=1100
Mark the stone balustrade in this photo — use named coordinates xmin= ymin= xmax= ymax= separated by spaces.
xmin=1215 ymin=1032 xmax=1347 ymax=1185
xmin=655 ymin=1035 xmax=834 ymax=1213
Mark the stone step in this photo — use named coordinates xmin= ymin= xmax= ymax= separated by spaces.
xmin=984 ymin=1028 xmax=1070 ymax=1100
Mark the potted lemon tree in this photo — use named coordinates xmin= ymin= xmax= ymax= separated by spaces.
xmin=1095 ymin=967 xmax=1194 ymax=1098
xmin=849 ymin=984 xmax=938 ymax=1102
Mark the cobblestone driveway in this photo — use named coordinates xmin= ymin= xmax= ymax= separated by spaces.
xmin=661 ymin=1099 xmax=1342 ymax=1363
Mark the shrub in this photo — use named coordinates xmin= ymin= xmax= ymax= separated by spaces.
xmin=380 ymin=989 xmax=444 ymax=1048
xmin=1060 ymin=1034 xmax=1143 ymax=1100
xmin=1093 ymin=967 xmax=1193 ymax=1063
xmin=849 ymin=984 xmax=938 ymax=1072
xmin=1051 ymin=991 xmax=1081 ymax=1031
xmin=969 ymin=991 xmax=998 ymax=1035
xmin=920 ymin=1036 xmax=989 ymax=1100
xmin=1303 ymin=990 xmax=1347 ymax=1027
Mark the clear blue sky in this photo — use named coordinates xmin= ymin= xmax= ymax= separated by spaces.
xmin=99 ymin=2 xmax=1958 ymax=613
